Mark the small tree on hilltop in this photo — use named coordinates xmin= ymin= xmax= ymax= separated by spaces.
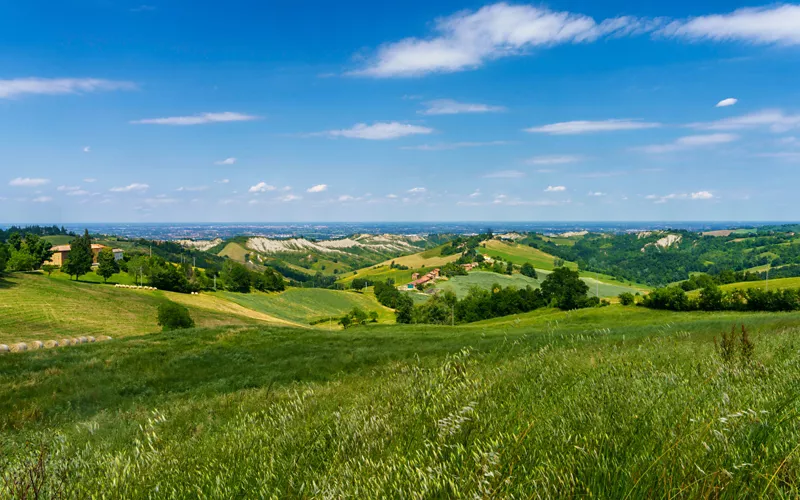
xmin=63 ymin=230 xmax=93 ymax=281
xmin=41 ymin=264 xmax=58 ymax=276
xmin=541 ymin=267 xmax=590 ymax=310
xmin=96 ymin=247 xmax=119 ymax=283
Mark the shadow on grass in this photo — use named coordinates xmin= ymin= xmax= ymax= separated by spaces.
xmin=0 ymin=275 xmax=18 ymax=289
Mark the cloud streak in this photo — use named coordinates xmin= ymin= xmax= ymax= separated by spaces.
xmin=322 ymin=122 xmax=433 ymax=140
xmin=109 ymin=183 xmax=149 ymax=192
xmin=131 ymin=112 xmax=258 ymax=126
xmin=418 ymin=99 xmax=505 ymax=115
xmin=636 ymin=133 xmax=738 ymax=153
xmin=9 ymin=177 xmax=49 ymax=187
xmin=526 ymin=119 xmax=660 ymax=135
xmin=0 ymin=78 xmax=136 ymax=99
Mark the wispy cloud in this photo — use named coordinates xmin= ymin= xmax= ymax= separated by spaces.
xmin=83 ymin=178 xmax=97 ymax=183
xmin=689 ymin=109 xmax=800 ymax=133
xmin=484 ymin=170 xmax=525 ymax=179
xmin=658 ymin=5 xmax=800 ymax=45
xmin=215 ymin=157 xmax=237 ymax=165
xmin=65 ymin=190 xmax=90 ymax=197
xmin=408 ymin=187 xmax=427 ymax=193
xmin=176 ymin=186 xmax=208 ymax=192
xmin=83 ymin=146 xmax=91 ymax=153
xmin=57 ymin=185 xmax=81 ymax=192
xmin=216 ymin=179 xmax=230 ymax=184
xmin=525 ymin=119 xmax=660 ymax=135
xmin=716 ymin=98 xmax=738 ymax=107
xmin=307 ymin=184 xmax=328 ymax=193
xmin=131 ymin=112 xmax=258 ymax=126
xmin=401 ymin=140 xmax=511 ymax=151
xmin=418 ymin=99 xmax=505 ymax=115
xmin=31 ymin=196 xmax=52 ymax=203
xmin=636 ymin=133 xmax=738 ymax=153
xmin=278 ymin=194 xmax=302 ymax=202
xmin=109 ymin=183 xmax=149 ymax=192
xmin=351 ymin=3 xmax=649 ymax=77
xmin=249 ymin=182 xmax=276 ymax=193
xmin=527 ymin=155 xmax=583 ymax=165
xmin=321 ymin=122 xmax=434 ymax=140
xmin=646 ymin=191 xmax=715 ymax=203
xmin=588 ymin=191 xmax=606 ymax=196
xmin=9 ymin=177 xmax=49 ymax=187
xmin=0 ymin=78 xmax=136 ymax=99
xmin=545 ymin=185 xmax=567 ymax=192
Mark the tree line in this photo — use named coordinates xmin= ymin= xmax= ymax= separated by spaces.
xmin=640 ymin=284 xmax=800 ymax=312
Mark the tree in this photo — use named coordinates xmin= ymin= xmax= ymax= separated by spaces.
xmin=157 ymin=301 xmax=195 ymax=331
xmin=63 ymin=230 xmax=93 ymax=281
xmin=96 ymin=248 xmax=119 ymax=283
xmin=369 ymin=311 xmax=378 ymax=323
xmin=395 ymin=294 xmax=414 ymax=324
xmin=6 ymin=250 xmax=38 ymax=271
xmin=351 ymin=278 xmax=369 ymax=291
xmin=698 ymin=284 xmax=724 ymax=311
xmin=41 ymin=264 xmax=58 ymax=276
xmin=222 ymin=261 xmax=251 ymax=293
xmin=618 ymin=292 xmax=635 ymax=306
xmin=0 ymin=243 xmax=8 ymax=274
xmin=520 ymin=262 xmax=537 ymax=279
xmin=505 ymin=261 xmax=514 ymax=275
xmin=540 ymin=267 xmax=590 ymax=310
xmin=338 ymin=315 xmax=352 ymax=329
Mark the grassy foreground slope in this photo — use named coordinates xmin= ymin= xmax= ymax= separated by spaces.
xmin=0 ymin=273 xmax=294 ymax=343
xmin=3 ymin=307 xmax=800 ymax=497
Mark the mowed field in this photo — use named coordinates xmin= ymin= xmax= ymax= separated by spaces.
xmin=4 ymin=306 xmax=800 ymax=496
xmin=479 ymin=240 xmax=577 ymax=270
xmin=218 ymin=287 xmax=396 ymax=325
xmin=438 ymin=270 xmax=645 ymax=299
xmin=0 ymin=273 xmax=295 ymax=343
xmin=218 ymin=242 xmax=248 ymax=261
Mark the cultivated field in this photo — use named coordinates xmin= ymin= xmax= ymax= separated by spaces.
xmin=3 ymin=306 xmax=800 ymax=497
xmin=479 ymin=240 xmax=578 ymax=270
xmin=338 ymin=244 xmax=460 ymax=286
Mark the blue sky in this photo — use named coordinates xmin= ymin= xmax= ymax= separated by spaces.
xmin=2 ymin=1 xmax=800 ymax=223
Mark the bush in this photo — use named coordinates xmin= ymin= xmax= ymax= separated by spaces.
xmin=157 ymin=301 xmax=195 ymax=331
xmin=618 ymin=292 xmax=635 ymax=306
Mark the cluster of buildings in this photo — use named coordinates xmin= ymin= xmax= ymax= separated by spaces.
xmin=404 ymin=262 xmax=480 ymax=290
xmin=46 ymin=244 xmax=124 ymax=267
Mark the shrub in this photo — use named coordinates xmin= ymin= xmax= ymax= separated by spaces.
xmin=157 ymin=301 xmax=195 ymax=331
xmin=618 ymin=292 xmax=635 ymax=306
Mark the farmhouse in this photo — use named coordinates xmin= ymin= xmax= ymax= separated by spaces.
xmin=46 ymin=244 xmax=123 ymax=266
xmin=405 ymin=268 xmax=441 ymax=289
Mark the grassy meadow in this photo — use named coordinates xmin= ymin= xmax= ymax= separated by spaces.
xmin=479 ymin=239 xmax=576 ymax=270
xmin=3 ymin=306 xmax=800 ymax=497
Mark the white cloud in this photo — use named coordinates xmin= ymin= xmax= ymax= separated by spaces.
xmin=525 ymin=119 xmax=660 ymax=135
xmin=352 ymin=3 xmax=646 ymax=77
xmin=278 ymin=194 xmax=302 ymax=202
xmin=637 ymin=133 xmax=738 ymax=153
xmin=249 ymin=182 xmax=276 ymax=193
xmin=646 ymin=191 xmax=714 ymax=203
xmin=0 ymin=78 xmax=136 ymax=99
xmin=215 ymin=157 xmax=237 ymax=165
xmin=176 ymin=186 xmax=208 ymax=192
xmin=338 ymin=195 xmax=355 ymax=202
xmin=323 ymin=122 xmax=433 ymax=140
xmin=66 ymin=190 xmax=90 ymax=197
xmin=408 ymin=187 xmax=427 ymax=193
xmin=216 ymin=179 xmax=230 ymax=184
xmin=9 ymin=177 xmax=50 ymax=187
xmin=401 ymin=140 xmax=511 ymax=151
xmin=131 ymin=112 xmax=258 ymax=126
xmin=83 ymin=178 xmax=97 ymax=183
xmin=83 ymin=146 xmax=91 ymax=153
xmin=689 ymin=109 xmax=800 ymax=133
xmin=307 ymin=184 xmax=328 ymax=193
xmin=386 ymin=194 xmax=398 ymax=199
xmin=527 ymin=155 xmax=583 ymax=165
xmin=419 ymin=99 xmax=505 ymax=115
xmin=659 ymin=5 xmax=800 ymax=45
xmin=691 ymin=191 xmax=714 ymax=199
xmin=716 ymin=98 xmax=738 ymax=107
xmin=109 ymin=183 xmax=149 ymax=192
xmin=545 ymin=185 xmax=567 ymax=192
xmin=57 ymin=185 xmax=81 ymax=192
xmin=484 ymin=170 xmax=525 ymax=178
xmin=31 ymin=196 xmax=52 ymax=203
xmin=588 ymin=191 xmax=606 ymax=196
xmin=469 ymin=189 xmax=481 ymax=198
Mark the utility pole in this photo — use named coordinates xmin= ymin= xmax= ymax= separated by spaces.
xmin=213 ymin=276 xmax=217 ymax=291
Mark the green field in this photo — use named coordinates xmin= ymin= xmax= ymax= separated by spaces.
xmin=3 ymin=306 xmax=800 ymax=497
xmin=218 ymin=242 xmax=249 ymax=261
xmin=218 ymin=287 xmax=396 ymax=325
xmin=338 ymin=244 xmax=459 ymax=286
xmin=719 ymin=276 xmax=800 ymax=292
xmin=437 ymin=270 xmax=646 ymax=299
xmin=0 ymin=273 xmax=293 ymax=343
xmin=480 ymin=240 xmax=578 ymax=270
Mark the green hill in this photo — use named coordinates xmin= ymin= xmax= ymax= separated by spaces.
xmin=0 ymin=273 xmax=296 ymax=343
xmin=218 ymin=287 xmax=395 ymax=325
xmin=338 ymin=244 xmax=460 ymax=286
xmin=479 ymin=240 xmax=575 ymax=270
xmin=3 ymin=306 xmax=800 ymax=496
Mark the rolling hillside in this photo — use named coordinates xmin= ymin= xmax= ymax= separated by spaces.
xmin=337 ymin=244 xmax=461 ymax=286
xmin=479 ymin=239 xmax=577 ymax=270
xmin=0 ymin=273 xmax=295 ymax=344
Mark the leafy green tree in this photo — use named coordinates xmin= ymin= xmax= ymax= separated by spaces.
xmin=338 ymin=315 xmax=352 ymax=329
xmin=349 ymin=307 xmax=368 ymax=325
xmin=698 ymin=284 xmax=725 ymax=311
xmin=0 ymin=243 xmax=9 ymax=274
xmin=520 ymin=262 xmax=537 ymax=279
xmin=540 ymin=267 xmax=590 ymax=310
xmin=368 ymin=311 xmax=379 ymax=323
xmin=7 ymin=250 xmax=38 ymax=271
xmin=222 ymin=261 xmax=251 ymax=293
xmin=351 ymin=278 xmax=368 ymax=291
xmin=96 ymin=248 xmax=119 ymax=283
xmin=157 ymin=301 xmax=195 ymax=331
xmin=395 ymin=294 xmax=414 ymax=324
xmin=505 ymin=261 xmax=514 ymax=275
xmin=63 ymin=230 xmax=93 ymax=281
xmin=41 ymin=264 xmax=58 ymax=276
xmin=618 ymin=292 xmax=635 ymax=306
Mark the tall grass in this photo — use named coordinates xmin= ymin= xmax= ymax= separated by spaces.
xmin=2 ymin=315 xmax=800 ymax=497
